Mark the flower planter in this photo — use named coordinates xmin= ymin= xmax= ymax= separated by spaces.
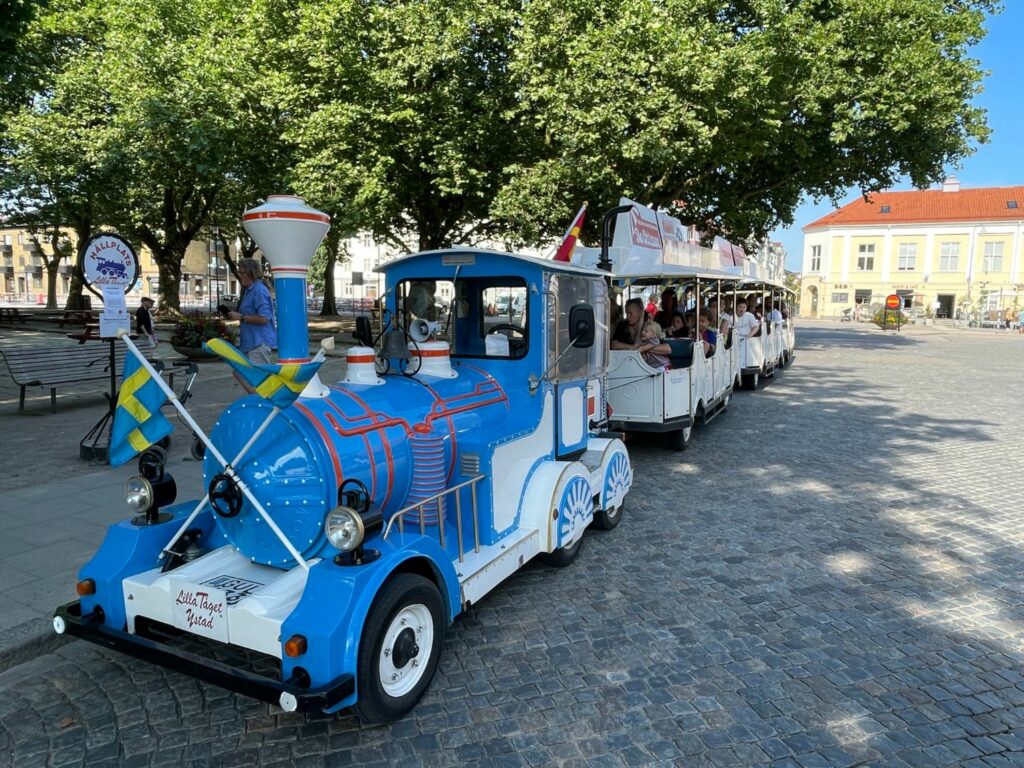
xmin=172 ymin=345 xmax=218 ymax=361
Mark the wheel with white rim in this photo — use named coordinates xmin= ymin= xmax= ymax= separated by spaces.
xmin=668 ymin=424 xmax=692 ymax=451
xmin=354 ymin=573 xmax=444 ymax=724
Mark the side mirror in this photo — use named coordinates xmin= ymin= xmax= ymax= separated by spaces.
xmin=354 ymin=316 xmax=373 ymax=347
xmin=568 ymin=304 xmax=595 ymax=348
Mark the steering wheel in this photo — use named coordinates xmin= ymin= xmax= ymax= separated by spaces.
xmin=339 ymin=478 xmax=371 ymax=513
xmin=209 ymin=473 xmax=244 ymax=518
xmin=488 ymin=322 xmax=525 ymax=339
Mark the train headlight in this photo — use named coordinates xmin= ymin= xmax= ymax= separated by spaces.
xmin=126 ymin=476 xmax=154 ymax=513
xmin=326 ymin=506 xmax=364 ymax=552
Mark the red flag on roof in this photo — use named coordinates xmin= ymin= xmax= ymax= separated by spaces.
xmin=552 ymin=202 xmax=588 ymax=262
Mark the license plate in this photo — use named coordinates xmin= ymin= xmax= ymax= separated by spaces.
xmin=171 ymin=580 xmax=229 ymax=642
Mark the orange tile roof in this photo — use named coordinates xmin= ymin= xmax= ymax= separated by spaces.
xmin=804 ymin=185 xmax=1024 ymax=230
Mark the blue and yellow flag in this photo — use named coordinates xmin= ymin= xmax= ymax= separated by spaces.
xmin=110 ymin=353 xmax=173 ymax=467
xmin=204 ymin=338 xmax=322 ymax=409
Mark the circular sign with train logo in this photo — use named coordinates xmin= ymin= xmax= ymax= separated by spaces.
xmin=80 ymin=233 xmax=140 ymax=295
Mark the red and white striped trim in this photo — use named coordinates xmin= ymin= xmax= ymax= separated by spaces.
xmin=411 ymin=348 xmax=451 ymax=358
xmin=270 ymin=267 xmax=309 ymax=277
xmin=346 ymin=354 xmax=376 ymax=364
xmin=243 ymin=210 xmax=331 ymax=224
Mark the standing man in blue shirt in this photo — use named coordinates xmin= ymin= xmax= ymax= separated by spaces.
xmin=229 ymin=258 xmax=277 ymax=392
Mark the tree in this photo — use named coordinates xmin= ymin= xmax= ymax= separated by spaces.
xmin=496 ymin=0 xmax=997 ymax=244
xmin=0 ymin=0 xmax=119 ymax=309
xmin=285 ymin=0 xmax=535 ymax=252
xmin=84 ymin=0 xmax=295 ymax=312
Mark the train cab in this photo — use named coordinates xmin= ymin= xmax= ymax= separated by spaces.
xmin=54 ymin=198 xmax=632 ymax=725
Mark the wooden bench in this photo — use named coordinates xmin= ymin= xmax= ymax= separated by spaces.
xmin=0 ymin=307 xmax=28 ymax=324
xmin=59 ymin=310 xmax=98 ymax=328
xmin=0 ymin=343 xmax=128 ymax=413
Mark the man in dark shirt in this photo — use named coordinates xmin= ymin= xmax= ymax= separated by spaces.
xmin=136 ymin=297 xmax=157 ymax=350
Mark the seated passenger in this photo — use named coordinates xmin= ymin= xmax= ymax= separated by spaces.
xmin=611 ymin=298 xmax=672 ymax=369
xmin=667 ymin=310 xmax=687 ymax=339
xmin=698 ymin=310 xmax=717 ymax=356
xmin=734 ymin=299 xmax=761 ymax=338
xmin=653 ymin=288 xmax=678 ymax=329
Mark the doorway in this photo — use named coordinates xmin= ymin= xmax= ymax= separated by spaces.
xmin=935 ymin=294 xmax=955 ymax=319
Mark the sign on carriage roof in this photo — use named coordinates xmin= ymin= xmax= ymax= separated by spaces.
xmin=572 ymin=198 xmax=772 ymax=280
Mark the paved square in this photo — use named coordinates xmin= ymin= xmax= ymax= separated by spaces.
xmin=1 ymin=321 xmax=1023 ymax=767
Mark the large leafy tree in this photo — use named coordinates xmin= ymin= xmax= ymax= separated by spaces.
xmin=0 ymin=0 xmax=118 ymax=309
xmin=496 ymin=0 xmax=996 ymax=243
xmin=84 ymin=0 xmax=292 ymax=311
xmin=286 ymin=0 xmax=536 ymax=252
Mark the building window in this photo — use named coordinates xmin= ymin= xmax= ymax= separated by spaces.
xmin=831 ymin=292 xmax=849 ymax=303
xmin=856 ymin=244 xmax=875 ymax=271
xmin=897 ymin=243 xmax=917 ymax=271
xmin=854 ymin=289 xmax=872 ymax=305
xmin=880 ymin=205 xmax=891 ymax=214
xmin=809 ymin=245 xmax=821 ymax=272
xmin=2 ymin=235 xmax=11 ymax=246
xmin=17 ymin=234 xmax=24 ymax=245
xmin=982 ymin=242 xmax=1003 ymax=272
xmin=939 ymin=242 xmax=959 ymax=271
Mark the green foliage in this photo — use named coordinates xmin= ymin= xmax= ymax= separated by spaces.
xmin=873 ymin=309 xmax=910 ymax=329
xmin=1 ymin=0 xmax=1000 ymax=275
xmin=169 ymin=311 xmax=235 ymax=348
xmin=497 ymin=0 xmax=997 ymax=242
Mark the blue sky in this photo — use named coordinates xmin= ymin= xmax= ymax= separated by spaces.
xmin=771 ymin=3 xmax=1024 ymax=271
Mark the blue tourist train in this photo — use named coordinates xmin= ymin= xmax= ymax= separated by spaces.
xmin=54 ymin=196 xmax=633 ymax=723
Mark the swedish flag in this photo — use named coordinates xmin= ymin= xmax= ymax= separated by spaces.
xmin=110 ymin=353 xmax=173 ymax=467
xmin=204 ymin=338 xmax=322 ymax=409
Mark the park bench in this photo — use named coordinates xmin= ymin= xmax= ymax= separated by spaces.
xmin=0 ymin=307 xmax=28 ymax=324
xmin=0 ymin=343 xmax=127 ymax=413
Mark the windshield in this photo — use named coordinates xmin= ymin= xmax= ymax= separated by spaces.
xmin=397 ymin=278 xmax=529 ymax=359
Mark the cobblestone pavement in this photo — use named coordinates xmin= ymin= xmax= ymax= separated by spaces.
xmin=2 ymin=321 xmax=1024 ymax=767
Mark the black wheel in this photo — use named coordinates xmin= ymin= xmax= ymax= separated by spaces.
xmin=742 ymin=372 xmax=759 ymax=390
xmin=189 ymin=437 xmax=205 ymax=461
xmin=353 ymin=574 xmax=445 ymax=724
xmin=545 ymin=533 xmax=584 ymax=567
xmin=157 ymin=435 xmax=172 ymax=450
xmin=593 ymin=503 xmax=624 ymax=531
xmin=667 ymin=423 xmax=692 ymax=451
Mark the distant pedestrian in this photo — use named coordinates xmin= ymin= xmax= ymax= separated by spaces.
xmin=136 ymin=297 xmax=157 ymax=350
xmin=1018 ymin=307 xmax=1024 ymax=334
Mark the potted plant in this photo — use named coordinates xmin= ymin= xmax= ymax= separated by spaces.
xmin=169 ymin=312 xmax=236 ymax=359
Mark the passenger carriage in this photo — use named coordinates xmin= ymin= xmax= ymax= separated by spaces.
xmin=572 ymin=200 xmax=747 ymax=450
xmin=734 ymin=279 xmax=796 ymax=390
xmin=54 ymin=197 xmax=633 ymax=723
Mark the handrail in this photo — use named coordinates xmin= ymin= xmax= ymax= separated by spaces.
xmin=382 ymin=474 xmax=486 ymax=563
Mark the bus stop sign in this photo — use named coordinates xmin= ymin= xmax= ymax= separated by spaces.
xmin=885 ymin=294 xmax=902 ymax=309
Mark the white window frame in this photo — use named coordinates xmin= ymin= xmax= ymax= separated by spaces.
xmin=982 ymin=241 xmax=1004 ymax=273
xmin=856 ymin=244 xmax=875 ymax=271
xmin=809 ymin=245 xmax=821 ymax=272
xmin=938 ymin=242 xmax=959 ymax=272
xmin=897 ymin=243 xmax=917 ymax=271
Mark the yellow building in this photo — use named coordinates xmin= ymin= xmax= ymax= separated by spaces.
xmin=0 ymin=226 xmax=237 ymax=306
xmin=800 ymin=179 xmax=1024 ymax=320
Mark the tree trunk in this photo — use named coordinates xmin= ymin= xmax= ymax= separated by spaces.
xmin=154 ymin=246 xmax=185 ymax=313
xmin=320 ymin=227 xmax=341 ymax=316
xmin=64 ymin=221 xmax=92 ymax=311
xmin=45 ymin=264 xmax=59 ymax=309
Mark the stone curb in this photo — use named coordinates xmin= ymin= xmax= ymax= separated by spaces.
xmin=0 ymin=615 xmax=69 ymax=675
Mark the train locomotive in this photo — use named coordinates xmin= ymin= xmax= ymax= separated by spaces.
xmin=54 ymin=196 xmax=633 ymax=723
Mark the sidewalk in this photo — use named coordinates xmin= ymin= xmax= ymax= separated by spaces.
xmin=0 ymin=322 xmax=353 ymax=670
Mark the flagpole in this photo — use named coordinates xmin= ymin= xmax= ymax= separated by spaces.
xmin=156 ymin=347 xmax=329 ymax=560
xmin=117 ymin=332 xmax=319 ymax=571
xmin=158 ymin=406 xmax=280 ymax=560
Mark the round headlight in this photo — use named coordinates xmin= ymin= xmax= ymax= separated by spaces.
xmin=326 ymin=506 xmax=364 ymax=552
xmin=126 ymin=476 xmax=153 ymax=513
